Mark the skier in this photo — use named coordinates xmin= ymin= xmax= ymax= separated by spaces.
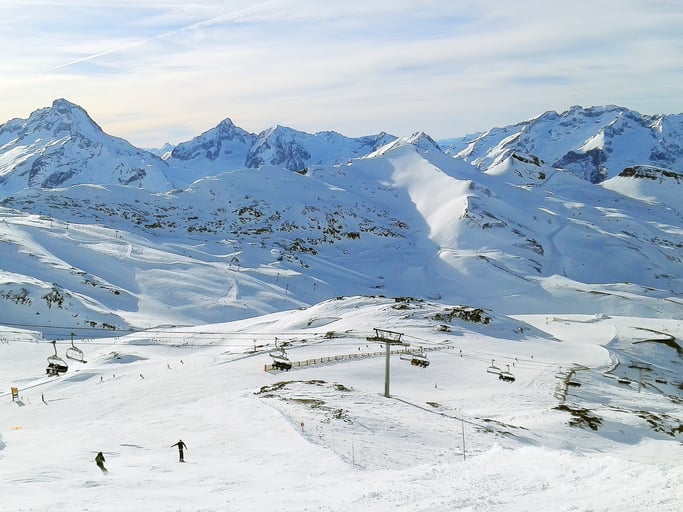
xmin=171 ymin=439 xmax=187 ymax=462
xmin=95 ymin=451 xmax=108 ymax=474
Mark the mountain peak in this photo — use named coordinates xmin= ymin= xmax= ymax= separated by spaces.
xmin=168 ymin=117 xmax=255 ymax=167
xmin=0 ymin=99 xmax=170 ymax=194
xmin=21 ymin=98 xmax=105 ymax=139
xmin=406 ymin=131 xmax=441 ymax=149
xmin=368 ymin=131 xmax=441 ymax=158
xmin=216 ymin=117 xmax=240 ymax=132
xmin=51 ymin=97 xmax=84 ymax=112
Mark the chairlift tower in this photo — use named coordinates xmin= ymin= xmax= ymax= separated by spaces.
xmin=367 ymin=328 xmax=410 ymax=397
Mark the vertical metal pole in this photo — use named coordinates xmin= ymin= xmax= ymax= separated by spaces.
xmin=384 ymin=343 xmax=391 ymax=397
xmin=461 ymin=418 xmax=466 ymax=461
xmin=352 ymin=437 xmax=355 ymax=467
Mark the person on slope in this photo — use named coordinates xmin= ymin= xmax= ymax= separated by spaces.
xmin=171 ymin=439 xmax=187 ymax=462
xmin=95 ymin=451 xmax=108 ymax=474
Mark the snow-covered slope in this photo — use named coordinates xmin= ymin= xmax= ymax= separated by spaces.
xmin=0 ymin=99 xmax=681 ymax=332
xmin=1 ymin=135 xmax=682 ymax=338
xmin=1 ymin=101 xmax=681 ymax=511
xmin=601 ymin=165 xmax=683 ymax=211
xmin=0 ymin=296 xmax=681 ymax=511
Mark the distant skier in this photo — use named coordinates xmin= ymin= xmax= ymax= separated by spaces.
xmin=95 ymin=451 xmax=108 ymax=474
xmin=171 ymin=439 xmax=187 ymax=462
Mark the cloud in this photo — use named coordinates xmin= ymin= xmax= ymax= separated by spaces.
xmin=1 ymin=1 xmax=682 ymax=146
xmin=38 ymin=3 xmax=264 ymax=74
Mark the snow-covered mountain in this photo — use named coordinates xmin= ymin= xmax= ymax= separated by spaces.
xmin=164 ymin=119 xmax=396 ymax=187
xmin=0 ymin=98 xmax=397 ymax=192
xmin=0 ymin=99 xmax=681 ymax=338
xmin=443 ymin=105 xmax=683 ymax=183
xmin=0 ymin=99 xmax=172 ymax=194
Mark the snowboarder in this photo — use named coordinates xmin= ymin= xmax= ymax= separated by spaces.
xmin=171 ymin=439 xmax=187 ymax=462
xmin=95 ymin=451 xmax=108 ymax=474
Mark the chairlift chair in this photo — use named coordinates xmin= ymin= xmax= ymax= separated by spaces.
xmin=400 ymin=350 xmax=429 ymax=368
xmin=399 ymin=352 xmax=413 ymax=362
xmin=66 ymin=333 xmax=86 ymax=363
xmin=271 ymin=352 xmax=292 ymax=371
xmin=269 ymin=340 xmax=292 ymax=371
xmin=410 ymin=350 xmax=430 ymax=368
xmin=554 ymin=367 xmax=568 ymax=379
xmin=46 ymin=341 xmax=68 ymax=376
xmin=498 ymin=364 xmax=516 ymax=383
xmin=486 ymin=359 xmax=501 ymax=375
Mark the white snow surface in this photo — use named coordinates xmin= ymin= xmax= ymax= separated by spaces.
xmin=0 ymin=101 xmax=682 ymax=510
xmin=1 ymin=296 xmax=682 ymax=511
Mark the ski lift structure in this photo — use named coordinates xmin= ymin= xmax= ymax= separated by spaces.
xmin=367 ymin=327 xmax=411 ymax=398
xmin=366 ymin=328 xmax=408 ymax=346
xmin=498 ymin=364 xmax=516 ymax=383
xmin=487 ymin=359 xmax=502 ymax=375
xmin=46 ymin=340 xmax=68 ymax=376
xmin=555 ymin=366 xmax=581 ymax=388
xmin=269 ymin=339 xmax=292 ymax=371
xmin=487 ymin=360 xmax=515 ymax=382
xmin=65 ymin=333 xmax=86 ymax=363
xmin=400 ymin=348 xmax=430 ymax=368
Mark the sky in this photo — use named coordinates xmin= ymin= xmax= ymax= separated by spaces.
xmin=1 ymin=0 xmax=683 ymax=147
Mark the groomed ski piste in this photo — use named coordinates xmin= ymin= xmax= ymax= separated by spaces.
xmin=1 ymin=296 xmax=682 ymax=511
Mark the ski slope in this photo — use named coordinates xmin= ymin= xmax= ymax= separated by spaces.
xmin=1 ymin=297 xmax=681 ymax=511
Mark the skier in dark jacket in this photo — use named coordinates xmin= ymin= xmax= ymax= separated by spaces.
xmin=171 ymin=439 xmax=187 ymax=462
xmin=95 ymin=451 xmax=108 ymax=474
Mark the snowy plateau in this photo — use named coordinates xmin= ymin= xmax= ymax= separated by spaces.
xmin=0 ymin=99 xmax=682 ymax=511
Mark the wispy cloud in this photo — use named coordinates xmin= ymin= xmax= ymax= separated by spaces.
xmin=1 ymin=1 xmax=682 ymax=146
xmin=38 ymin=3 xmax=265 ymax=73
